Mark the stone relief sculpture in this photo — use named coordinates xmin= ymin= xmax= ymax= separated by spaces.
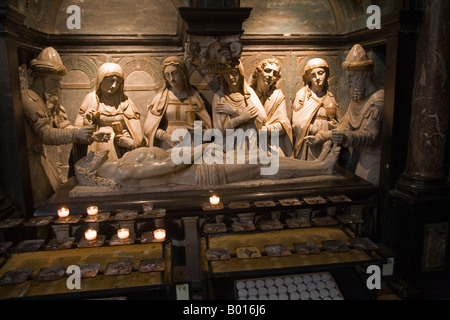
xmin=21 ymin=47 xmax=95 ymax=207
xmin=74 ymin=62 xmax=144 ymax=161
xmin=143 ymin=56 xmax=212 ymax=149
xmin=305 ymin=44 xmax=384 ymax=186
xmin=250 ymin=58 xmax=293 ymax=157
xmin=74 ymin=141 xmax=340 ymax=190
xmin=292 ymin=58 xmax=340 ymax=161
xmin=212 ymin=61 xmax=266 ymax=151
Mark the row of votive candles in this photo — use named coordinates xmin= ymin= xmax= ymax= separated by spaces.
xmin=57 ymin=206 xmax=99 ymax=217
xmin=58 ymin=197 xmax=220 ymax=219
xmin=57 ymin=207 xmax=165 ymax=242
xmin=84 ymin=228 xmax=166 ymax=241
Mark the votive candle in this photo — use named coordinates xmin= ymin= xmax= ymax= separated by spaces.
xmin=117 ymin=228 xmax=130 ymax=240
xmin=153 ymin=229 xmax=166 ymax=241
xmin=87 ymin=206 xmax=98 ymax=216
xmin=58 ymin=207 xmax=70 ymax=218
xmin=209 ymin=195 xmax=220 ymax=206
xmin=85 ymin=229 xmax=97 ymax=241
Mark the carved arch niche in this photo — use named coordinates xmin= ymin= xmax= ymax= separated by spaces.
xmin=60 ymin=55 xmax=98 ymax=122
xmin=118 ymin=57 xmax=163 ymax=125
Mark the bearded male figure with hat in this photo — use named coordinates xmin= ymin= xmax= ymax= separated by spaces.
xmin=305 ymin=44 xmax=384 ymax=186
xmin=21 ymin=47 xmax=96 ymax=207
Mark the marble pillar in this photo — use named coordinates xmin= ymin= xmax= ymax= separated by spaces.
xmin=388 ymin=0 xmax=450 ymax=299
xmin=397 ymin=0 xmax=450 ymax=196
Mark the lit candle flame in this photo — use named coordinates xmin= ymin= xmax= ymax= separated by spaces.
xmin=209 ymin=195 xmax=220 ymax=206
xmin=153 ymin=229 xmax=166 ymax=241
xmin=85 ymin=229 xmax=97 ymax=241
xmin=58 ymin=207 xmax=70 ymax=218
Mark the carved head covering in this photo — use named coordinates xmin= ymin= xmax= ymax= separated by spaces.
xmin=302 ymin=58 xmax=330 ymax=89
xmin=342 ymin=44 xmax=373 ymax=71
xmin=30 ymin=47 xmax=67 ymax=76
xmin=96 ymin=63 xmax=126 ymax=99
xmin=161 ymin=56 xmax=194 ymax=96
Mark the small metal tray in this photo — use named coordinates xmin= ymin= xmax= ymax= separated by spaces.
xmin=285 ymin=218 xmax=311 ymax=228
xmin=303 ymin=196 xmax=327 ymax=205
xmin=202 ymin=202 xmax=224 ymax=210
xmin=265 ymin=244 xmax=292 ymax=257
xmin=77 ymin=263 xmax=101 ymax=278
xmin=205 ymin=248 xmax=231 ymax=261
xmin=114 ymin=210 xmax=138 ymax=221
xmin=258 ymin=219 xmax=283 ymax=230
xmin=231 ymin=221 xmax=255 ymax=232
xmin=349 ymin=237 xmax=378 ymax=251
xmin=104 ymin=261 xmax=133 ymax=276
xmin=0 ymin=218 xmax=24 ymax=228
xmin=84 ymin=212 xmax=111 ymax=223
xmin=253 ymin=200 xmax=277 ymax=207
xmin=327 ymin=194 xmax=352 ymax=203
xmin=294 ymin=241 xmax=321 ymax=255
xmin=312 ymin=216 xmax=337 ymax=226
xmin=54 ymin=215 xmax=82 ymax=224
xmin=45 ymin=237 xmax=75 ymax=251
xmin=139 ymin=258 xmax=166 ymax=272
xmin=13 ymin=239 xmax=45 ymax=253
xmin=77 ymin=235 xmax=106 ymax=248
xmin=109 ymin=234 xmax=136 ymax=246
xmin=236 ymin=246 xmax=261 ymax=259
xmin=23 ymin=216 xmax=54 ymax=227
xmin=34 ymin=266 xmax=66 ymax=282
xmin=228 ymin=201 xmax=251 ymax=209
xmin=0 ymin=269 xmax=33 ymax=285
xmin=279 ymin=198 xmax=303 ymax=206
xmin=321 ymin=240 xmax=350 ymax=253
xmin=203 ymin=223 xmax=227 ymax=234
xmin=142 ymin=208 xmax=166 ymax=218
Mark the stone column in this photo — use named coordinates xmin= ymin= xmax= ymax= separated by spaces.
xmin=0 ymin=5 xmax=33 ymax=216
xmin=397 ymin=0 xmax=450 ymax=196
xmin=388 ymin=0 xmax=450 ymax=299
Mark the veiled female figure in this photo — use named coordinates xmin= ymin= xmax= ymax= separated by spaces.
xmin=292 ymin=58 xmax=340 ymax=160
xmin=143 ymin=56 xmax=212 ymax=149
xmin=212 ymin=62 xmax=266 ymax=152
xmin=75 ymin=62 xmax=144 ymax=161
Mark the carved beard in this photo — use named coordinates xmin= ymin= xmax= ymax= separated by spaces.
xmin=44 ymin=93 xmax=58 ymax=113
xmin=44 ymin=80 xmax=59 ymax=113
xmin=349 ymin=79 xmax=365 ymax=102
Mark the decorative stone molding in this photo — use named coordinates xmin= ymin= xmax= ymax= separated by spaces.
xmin=184 ymin=34 xmax=242 ymax=75
xmin=179 ymin=7 xmax=251 ymax=75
